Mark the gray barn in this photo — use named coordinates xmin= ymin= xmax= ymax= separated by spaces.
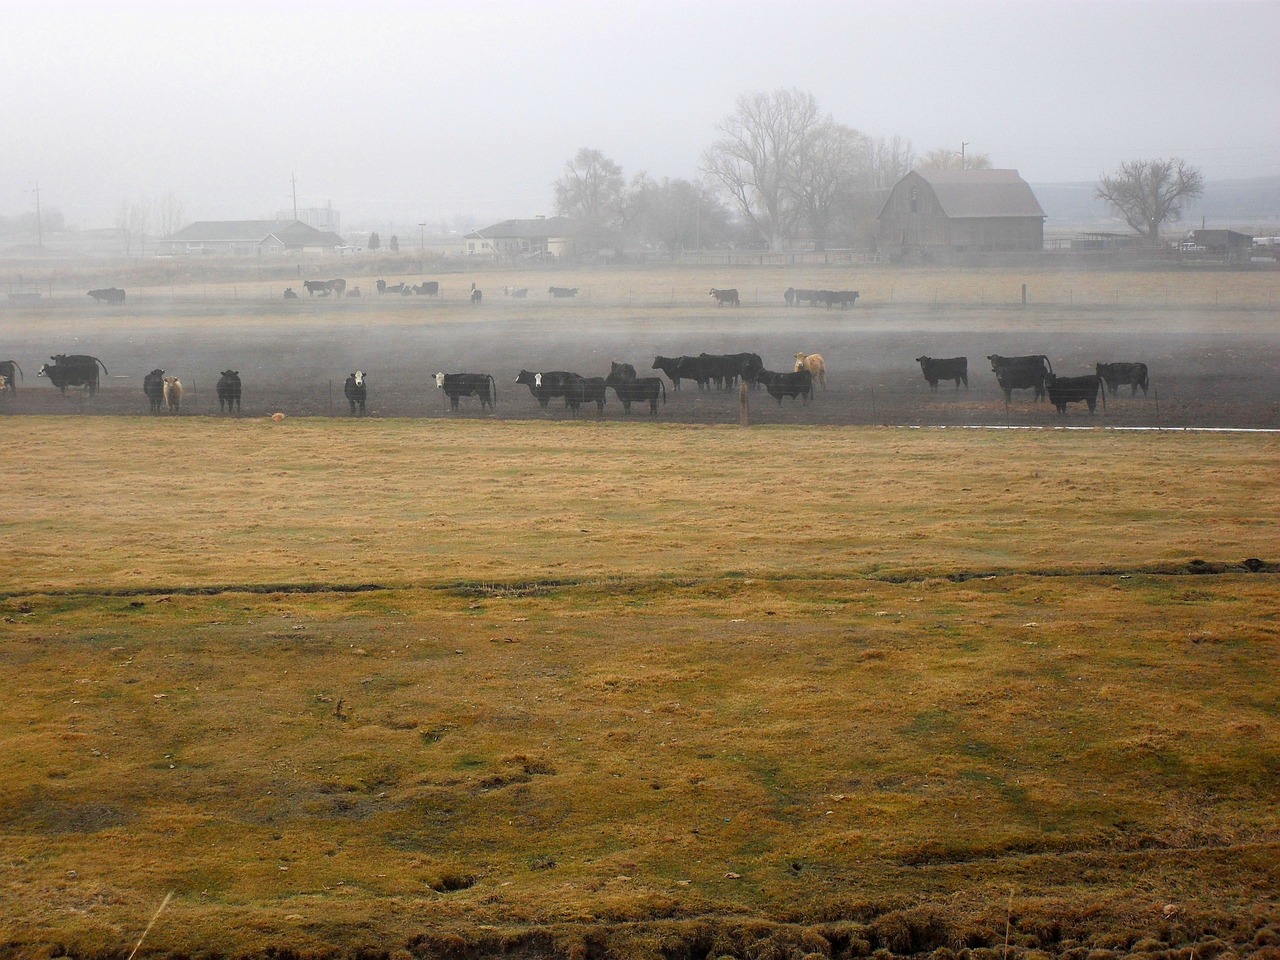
xmin=878 ymin=169 xmax=1046 ymax=260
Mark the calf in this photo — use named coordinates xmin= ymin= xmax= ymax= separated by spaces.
xmin=435 ymin=372 xmax=497 ymax=412
xmin=794 ymin=352 xmax=827 ymax=390
xmin=1046 ymin=374 xmax=1105 ymax=415
xmin=916 ymin=356 xmax=968 ymax=391
xmin=987 ymin=354 xmax=1052 ymax=402
xmin=709 ymin=287 xmax=740 ymax=306
xmin=143 ymin=369 xmax=166 ymax=414
xmin=1096 ymin=361 xmax=1150 ymax=397
xmin=605 ymin=372 xmax=666 ymax=415
xmin=216 ymin=370 xmax=242 ymax=413
xmin=344 ymin=371 xmax=367 ymax=415
xmin=756 ymin=368 xmax=813 ymax=405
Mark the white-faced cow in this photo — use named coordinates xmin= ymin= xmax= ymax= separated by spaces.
xmin=38 ymin=355 xmax=108 ymax=395
xmin=794 ymin=352 xmax=827 ymax=390
xmin=435 ymin=372 xmax=497 ymax=412
xmin=216 ymin=371 xmax=242 ymax=413
xmin=916 ymin=356 xmax=968 ymax=391
xmin=710 ymin=288 xmax=740 ymax=306
xmin=143 ymin=369 xmax=166 ymax=413
xmin=516 ymin=369 xmax=579 ymax=412
xmin=470 ymin=283 xmax=482 ymax=304
xmin=344 ymin=371 xmax=367 ymax=415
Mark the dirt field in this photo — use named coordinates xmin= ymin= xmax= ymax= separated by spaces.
xmin=2 ymin=265 xmax=1278 ymax=428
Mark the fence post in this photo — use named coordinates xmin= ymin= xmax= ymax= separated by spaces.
xmin=1021 ymin=283 xmax=1027 ymax=306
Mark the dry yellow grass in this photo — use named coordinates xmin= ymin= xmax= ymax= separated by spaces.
xmin=3 ymin=418 xmax=1277 ymax=594
xmin=1 ymin=417 xmax=1277 ymax=958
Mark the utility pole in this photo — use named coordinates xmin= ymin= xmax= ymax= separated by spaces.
xmin=33 ymin=182 xmax=43 ymax=248
xmin=419 ymin=223 xmax=426 ymax=253
xmin=960 ymin=142 xmax=969 ymax=169
xmin=291 ymin=173 xmax=298 ymax=221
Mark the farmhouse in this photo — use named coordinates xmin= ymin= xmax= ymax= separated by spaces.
xmin=465 ymin=216 xmax=577 ymax=261
xmin=878 ymin=169 xmax=1046 ymax=260
xmin=157 ymin=220 xmax=345 ymax=257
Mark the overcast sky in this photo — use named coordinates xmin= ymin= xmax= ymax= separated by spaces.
xmin=3 ymin=0 xmax=1277 ymax=230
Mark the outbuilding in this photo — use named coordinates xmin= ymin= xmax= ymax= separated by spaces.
xmin=157 ymin=220 xmax=344 ymax=257
xmin=878 ymin=169 xmax=1046 ymax=259
xmin=464 ymin=216 xmax=577 ymax=261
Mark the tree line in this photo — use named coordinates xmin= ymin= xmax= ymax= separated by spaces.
xmin=555 ymin=87 xmax=1204 ymax=254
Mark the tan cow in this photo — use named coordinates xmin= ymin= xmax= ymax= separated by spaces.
xmin=163 ymin=376 xmax=183 ymax=414
xmin=794 ymin=352 xmax=827 ymax=390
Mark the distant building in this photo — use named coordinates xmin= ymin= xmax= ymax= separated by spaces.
xmin=464 ymin=216 xmax=577 ymax=261
xmin=1187 ymin=229 xmax=1253 ymax=262
xmin=878 ymin=169 xmax=1046 ymax=259
xmin=157 ymin=220 xmax=344 ymax=257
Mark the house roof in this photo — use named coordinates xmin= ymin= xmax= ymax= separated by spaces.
xmin=912 ymin=169 xmax=1046 ymax=219
xmin=165 ymin=220 xmax=344 ymax=245
xmin=469 ymin=217 xmax=577 ymax=240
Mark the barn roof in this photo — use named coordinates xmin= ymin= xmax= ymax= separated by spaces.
xmin=469 ymin=217 xmax=577 ymax=240
xmin=165 ymin=220 xmax=344 ymax=245
xmin=912 ymin=169 xmax=1046 ymax=219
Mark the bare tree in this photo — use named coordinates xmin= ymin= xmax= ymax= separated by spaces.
xmin=155 ymin=191 xmax=185 ymax=238
xmin=116 ymin=198 xmax=149 ymax=257
xmin=627 ymin=175 xmax=731 ymax=254
xmin=790 ymin=122 xmax=871 ymax=251
xmin=1096 ymin=158 xmax=1205 ymax=247
xmin=701 ymin=88 xmax=823 ymax=250
xmin=865 ymin=135 xmax=916 ymax=191
xmin=918 ymin=146 xmax=993 ymax=170
xmin=554 ymin=147 xmax=626 ymax=253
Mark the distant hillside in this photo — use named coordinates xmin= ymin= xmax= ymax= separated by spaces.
xmin=1032 ymin=174 xmax=1280 ymax=236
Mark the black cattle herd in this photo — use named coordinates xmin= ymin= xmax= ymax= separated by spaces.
xmin=6 ymin=283 xmax=1151 ymax=418
xmin=2 ymin=348 xmax=1151 ymax=420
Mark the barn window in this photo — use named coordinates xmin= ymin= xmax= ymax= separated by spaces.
xmin=910 ymin=187 xmax=918 ymax=214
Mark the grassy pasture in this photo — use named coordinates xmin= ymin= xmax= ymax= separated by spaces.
xmin=1 ymin=417 xmax=1278 ymax=958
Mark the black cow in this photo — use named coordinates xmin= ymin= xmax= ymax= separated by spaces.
xmin=87 ymin=288 xmax=126 ymax=305
xmin=709 ymin=287 xmax=740 ymax=306
xmin=821 ymin=290 xmax=859 ymax=309
xmin=1046 ymin=374 xmax=1105 ymax=415
xmin=38 ymin=355 xmax=108 ymax=395
xmin=216 ymin=370 xmax=242 ymax=413
xmin=344 ymin=371 xmax=367 ymax=415
xmin=303 ymin=280 xmax=329 ymax=296
xmin=0 ymin=360 xmax=22 ymax=394
xmin=549 ymin=286 xmax=578 ymax=298
xmin=376 ymin=279 xmax=387 ymax=294
xmin=504 ymin=286 xmax=528 ymax=298
xmin=651 ymin=355 xmax=706 ymax=392
xmin=567 ymin=375 xmax=608 ymax=415
xmin=283 ymin=287 xmax=299 ymax=299
xmin=786 ymin=288 xmax=822 ymax=306
xmin=516 ymin=369 xmax=579 ymax=411
xmin=470 ymin=284 xmax=482 ymax=304
xmin=755 ymin=368 xmax=813 ymax=405
xmin=143 ymin=369 xmax=165 ymax=413
xmin=414 ymin=281 xmax=440 ymax=296
xmin=916 ymin=356 xmax=968 ymax=391
xmin=987 ymin=354 xmax=1053 ymax=402
xmin=610 ymin=361 xmax=637 ymax=380
xmin=435 ymin=372 xmax=497 ymax=411
xmin=696 ymin=352 xmax=760 ymax=391
xmin=605 ymin=372 xmax=666 ymax=415
xmin=1096 ymin=362 xmax=1150 ymax=397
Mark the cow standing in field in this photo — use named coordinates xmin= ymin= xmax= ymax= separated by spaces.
xmin=651 ymin=355 xmax=705 ymax=392
xmin=470 ymin=283 xmax=482 ymax=305
xmin=549 ymin=286 xmax=578 ymax=298
xmin=709 ymin=288 xmax=740 ymax=306
xmin=821 ymin=290 xmax=859 ymax=309
xmin=87 ymin=288 xmax=126 ymax=305
xmin=988 ymin=354 xmax=1053 ymax=402
xmin=516 ymin=369 xmax=579 ymax=412
xmin=569 ymin=375 xmax=608 ymax=415
xmin=1096 ymin=362 xmax=1150 ymax=397
xmin=38 ymin=355 xmax=108 ymax=395
xmin=216 ymin=370 xmax=242 ymax=413
xmin=143 ymin=369 xmax=166 ymax=413
xmin=0 ymin=360 xmax=22 ymax=393
xmin=163 ymin=376 xmax=183 ymax=414
xmin=794 ymin=352 xmax=827 ymax=390
xmin=756 ymin=368 xmax=813 ymax=405
xmin=916 ymin=356 xmax=968 ymax=391
xmin=605 ymin=371 xmax=666 ymax=415
xmin=1046 ymin=374 xmax=1105 ymax=415
xmin=344 ymin=371 xmax=367 ymax=415
xmin=435 ymin=372 xmax=497 ymax=412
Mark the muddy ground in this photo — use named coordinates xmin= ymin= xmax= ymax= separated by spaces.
xmin=1 ymin=294 xmax=1278 ymax=428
